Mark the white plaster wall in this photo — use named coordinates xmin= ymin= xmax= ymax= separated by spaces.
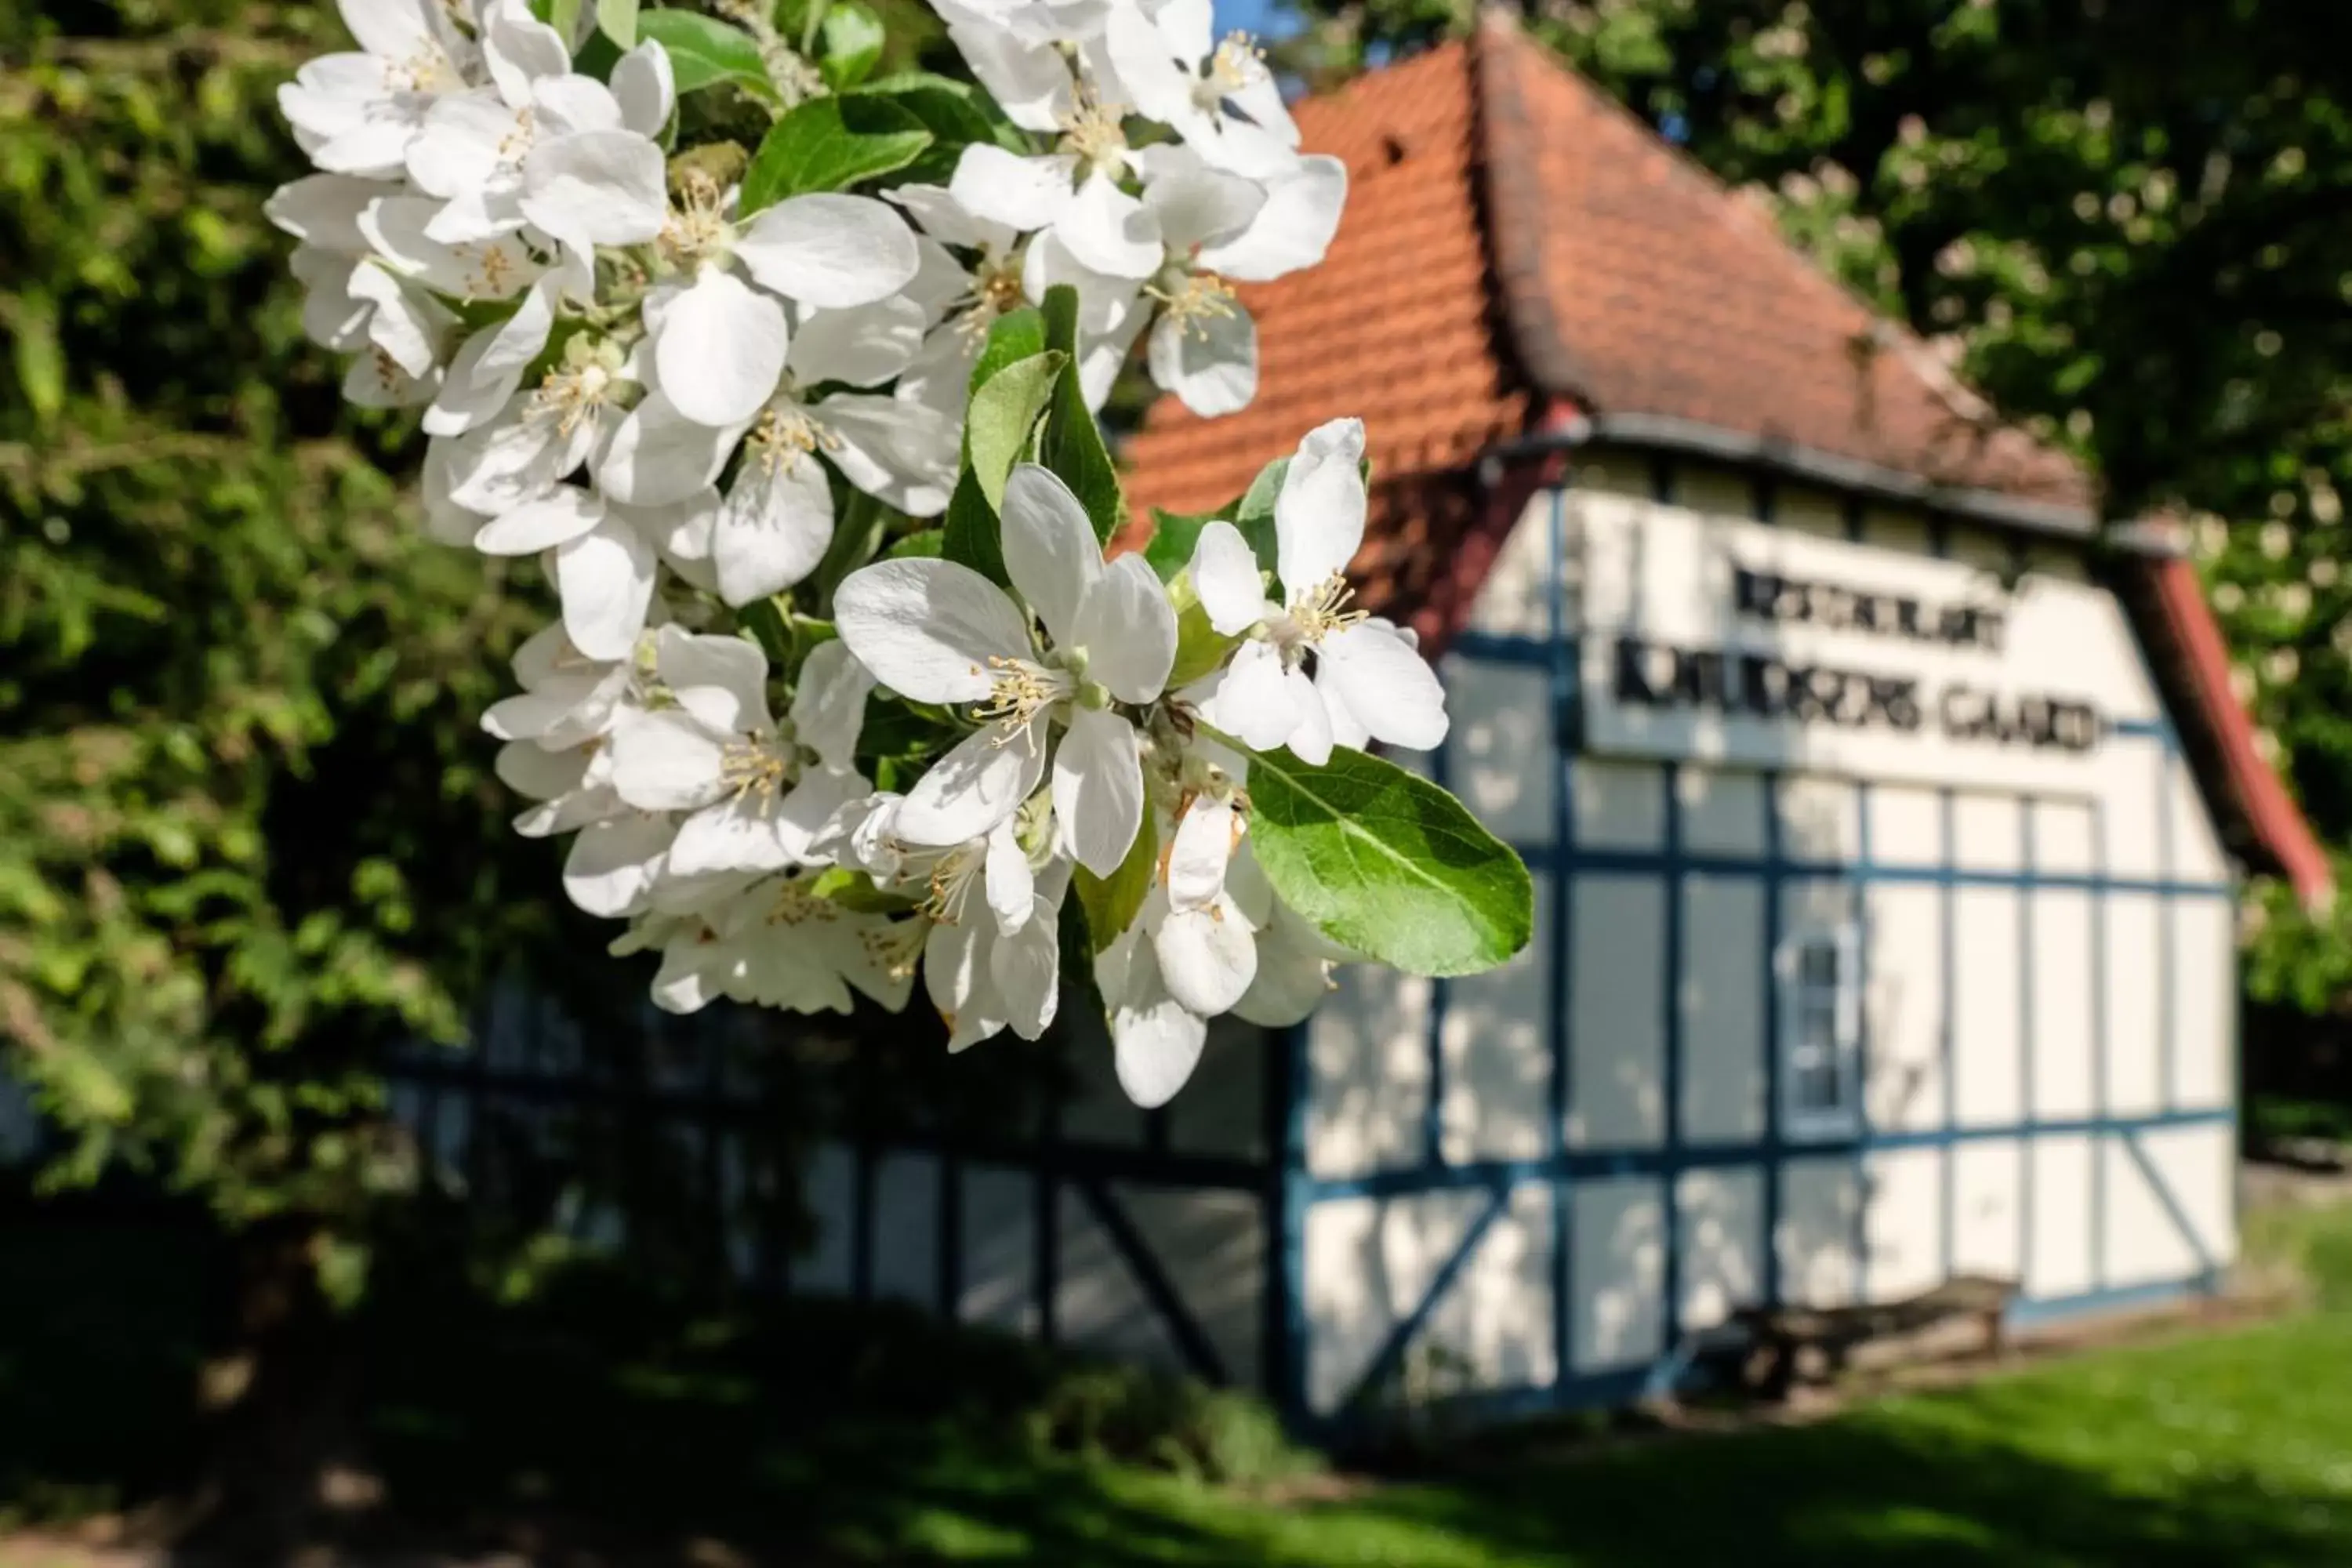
xmin=1954 ymin=793 xmax=2022 ymax=872
xmin=2167 ymin=754 xmax=2231 ymax=884
xmin=1303 ymin=1187 xmax=1494 ymax=1414
xmin=1670 ymin=466 xmax=1759 ymax=521
xmin=1952 ymin=887 xmax=2024 ymax=1127
xmin=1863 ymin=1146 xmax=1944 ymax=1301
xmin=2100 ymin=1131 xmax=2217 ymax=1287
xmin=1122 ymin=1184 xmax=1265 ymax=1389
xmin=2103 ymin=893 xmax=2164 ymax=1116
xmin=2035 ymin=797 xmax=2097 ymax=876
xmin=1680 ymin=765 xmax=1768 ymax=857
xmin=2172 ymin=897 xmax=2236 ymax=1109
xmin=959 ymin=1163 xmax=1037 ymax=1333
xmin=799 ymin=1142 xmax=856 ymax=1294
xmin=2027 ymin=1134 xmax=2096 ymax=1298
xmin=1462 ymin=488 xmax=1560 ymax=640
xmin=1442 ymin=891 xmax=1552 ymax=1163
xmin=1443 ymin=658 xmax=1555 ymax=845
xmin=870 ymin=1150 xmax=940 ymax=1306
xmin=1575 ymin=759 xmax=1667 ymax=848
xmin=1775 ymin=482 xmax=1845 ymax=538
xmin=1779 ymin=775 xmax=1861 ymax=863
xmin=1865 ymin=883 xmax=1945 ymax=1134
xmin=1777 ymin=1157 xmax=1860 ymax=1308
xmin=1569 ymin=875 xmax=1665 ymax=1148
xmin=1679 ymin=1167 xmax=1765 ymax=1328
xmin=1572 ymin=1177 xmax=1664 ymax=1370
xmin=1681 ymin=873 xmax=1766 ymax=1143
xmin=1868 ymin=784 xmax=1943 ymax=867
xmin=2101 ymin=738 xmax=2170 ymax=880
xmin=1166 ymin=1014 xmax=1265 ymax=1160
xmin=2031 ymin=888 xmax=2097 ymax=1120
xmin=1308 ymin=965 xmax=1432 ymax=1179
xmin=1421 ymin=1184 xmax=1557 ymax=1399
xmin=1058 ymin=1189 xmax=1184 ymax=1370
xmin=1951 ymin=1139 xmax=2023 ymax=1279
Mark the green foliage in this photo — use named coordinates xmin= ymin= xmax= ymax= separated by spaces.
xmin=1036 ymin=283 xmax=1125 ymax=543
xmin=739 ymin=93 xmax=934 ymax=211
xmin=1241 ymin=742 xmax=1534 ymax=976
xmin=634 ymin=9 xmax=782 ymax=103
xmin=0 ymin=4 xmax=604 ymax=1240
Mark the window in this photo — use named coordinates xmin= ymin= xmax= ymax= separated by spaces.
xmin=1778 ymin=924 xmax=1860 ymax=1140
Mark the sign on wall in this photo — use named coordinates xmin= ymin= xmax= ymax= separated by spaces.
xmin=1577 ymin=494 xmax=2141 ymax=793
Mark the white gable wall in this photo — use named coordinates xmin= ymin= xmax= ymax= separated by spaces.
xmin=1300 ymin=448 xmax=2240 ymax=1414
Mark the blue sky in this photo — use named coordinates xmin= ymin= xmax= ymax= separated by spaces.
xmin=1214 ymin=0 xmax=1287 ymax=44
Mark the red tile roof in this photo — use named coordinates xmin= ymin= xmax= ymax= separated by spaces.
xmin=1120 ymin=13 xmax=2326 ymax=902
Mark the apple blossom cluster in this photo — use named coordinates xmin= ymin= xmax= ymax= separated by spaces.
xmin=268 ymin=0 xmax=1511 ymax=1107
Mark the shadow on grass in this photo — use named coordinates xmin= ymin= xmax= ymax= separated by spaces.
xmin=7 ymin=1203 xmax=2352 ymax=1566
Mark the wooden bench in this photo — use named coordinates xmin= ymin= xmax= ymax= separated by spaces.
xmin=1731 ymin=1275 xmax=2020 ymax=1399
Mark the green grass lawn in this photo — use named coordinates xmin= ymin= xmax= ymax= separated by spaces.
xmin=8 ymin=1194 xmax=2352 ymax=1565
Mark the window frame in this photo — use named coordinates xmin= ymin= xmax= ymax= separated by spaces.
xmin=1776 ymin=920 xmax=1863 ymax=1142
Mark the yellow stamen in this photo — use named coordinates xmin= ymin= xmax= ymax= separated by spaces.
xmin=529 ymin=361 xmax=614 ymax=437
xmin=1146 ymin=271 xmax=1239 ymax=341
xmin=659 ymin=169 xmax=733 ymax=268
xmin=720 ymin=739 xmax=791 ymax=800
xmin=1055 ymin=82 xmax=1128 ymax=177
xmin=1290 ymin=572 xmax=1367 ymax=644
xmin=969 ymin=655 xmax=1069 ymax=742
xmin=746 ymin=402 xmax=839 ymax=477
xmin=1207 ymin=31 xmax=1267 ymax=94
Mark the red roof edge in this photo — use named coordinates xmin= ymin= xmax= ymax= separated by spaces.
xmin=2135 ymin=554 xmax=2333 ymax=908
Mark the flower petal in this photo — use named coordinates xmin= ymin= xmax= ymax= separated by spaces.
xmin=895 ymin=715 xmax=1047 ymax=847
xmin=1282 ymin=665 xmax=1334 ymax=764
xmin=472 ymin=483 xmax=604 ymax=554
xmin=1274 ymin=416 xmax=1367 ymax=597
xmin=819 ymin=394 xmax=959 ymax=517
xmin=1201 ymin=154 xmax=1347 ymax=282
xmin=1105 ymin=939 xmax=1208 ymax=1109
xmin=948 ymin=143 xmax=1073 ymax=233
xmin=833 ymin=557 xmax=1031 ymax=704
xmin=1055 ymin=172 xmax=1161 ymax=280
xmin=924 ymin=917 xmax=1007 ymax=1051
xmin=1149 ymin=302 xmax=1257 ymax=418
xmin=1196 ymin=639 xmax=1297 ymax=751
xmin=942 ymin=16 xmax=1069 ymax=133
xmin=789 ymin=639 xmax=875 ymax=774
xmin=521 ymin=129 xmax=667 ymax=248
xmin=657 ymin=267 xmax=789 ymax=428
xmin=612 ymin=39 xmax=677 ymax=137
xmin=1165 ymin=793 xmax=1236 ymax=912
xmin=1052 ymin=705 xmax=1143 ymax=878
xmin=1189 ymin=520 xmax=1267 ymax=635
xmin=1315 ymin=659 xmax=1370 ymax=751
xmin=1142 ymin=166 xmax=1265 ymax=252
xmin=773 ymin=765 xmax=865 ymax=863
xmin=713 ymin=452 xmax=834 ymax=605
xmin=1319 ymin=620 xmax=1447 ymax=750
xmin=785 ymin=296 xmax=926 ymax=388
xmin=556 ymin=514 xmax=659 ymax=659
xmin=983 ymin=816 xmax=1036 ymax=932
xmin=735 ymin=193 xmax=920 ymax=308
xmin=1000 ymin=463 xmax=1102 ymax=645
xmin=598 ymin=390 xmax=741 ymax=506
xmin=562 ymin=814 xmax=676 ymax=918
xmin=608 ymin=707 xmax=729 ymax=811
xmin=1153 ymin=892 xmax=1258 ymax=1015
xmin=1070 ymin=554 xmax=1177 ymax=705
xmin=657 ymin=626 xmax=772 ymax=735
xmin=669 ymin=793 xmax=793 ymax=877
xmin=990 ymin=903 xmax=1061 ymax=1040
xmin=265 ymin=173 xmax=380 ymax=250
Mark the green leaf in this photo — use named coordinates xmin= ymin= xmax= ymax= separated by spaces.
xmin=597 ymin=0 xmax=640 ymax=46
xmin=1167 ymin=598 xmax=1240 ymax=689
xmin=538 ymin=0 xmax=585 ymax=45
xmin=1034 ymin=285 xmax=1124 ymax=544
xmin=1144 ymin=505 xmax=1226 ymax=582
xmin=967 ymin=306 xmax=1046 ymax=393
xmin=1242 ymin=742 xmax=1533 ymax=978
xmin=883 ymin=529 xmax=945 ymax=559
xmin=11 ymin=295 xmax=64 ymax=425
xmin=739 ymin=94 xmax=932 ymax=212
xmin=1073 ymin=809 xmax=1157 ymax=956
xmin=1232 ymin=456 xmax=1287 ymax=574
xmin=967 ymin=350 xmax=1064 ymax=510
xmin=940 ymin=469 xmax=1006 ymax=584
xmin=634 ymin=10 xmax=779 ymax=103
xmin=818 ymin=0 xmax=884 ymax=88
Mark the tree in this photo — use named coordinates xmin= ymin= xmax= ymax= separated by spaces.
xmin=1276 ymin=0 xmax=2352 ymax=996
xmin=0 ymin=0 xmax=627 ymax=1542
